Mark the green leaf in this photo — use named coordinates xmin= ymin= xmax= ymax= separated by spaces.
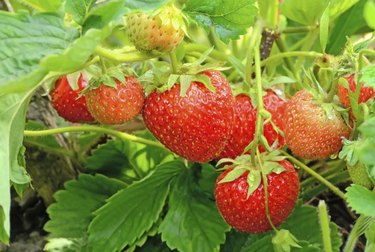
xmin=82 ymin=0 xmax=127 ymax=32
xmin=0 ymin=12 xmax=78 ymax=94
xmin=0 ymin=90 xmax=35 ymax=243
xmin=360 ymin=64 xmax=375 ymax=90
xmin=240 ymin=203 xmax=342 ymax=251
xmin=65 ymin=0 xmax=96 ymax=25
xmin=18 ymin=0 xmax=62 ymax=11
xmin=320 ymin=6 xmax=330 ymax=53
xmin=184 ymin=0 xmax=258 ymax=42
xmin=0 ymin=206 xmax=8 ymax=245
xmin=44 ymin=237 xmax=86 ymax=252
xmin=327 ymin=0 xmax=368 ymax=55
xmin=346 ymin=184 xmax=375 ymax=217
xmin=364 ymin=0 xmax=375 ymax=29
xmin=329 ymin=0 xmax=359 ymax=20
xmin=88 ymin=160 xmax=184 ymax=252
xmin=45 ymin=174 xmax=126 ymax=238
xmin=124 ymin=0 xmax=169 ymax=11
xmin=281 ymin=0 xmax=329 ymax=25
xmin=221 ymin=230 xmax=249 ymax=252
xmin=365 ymin=221 xmax=375 ymax=252
xmin=159 ymin=169 xmax=230 ymax=252
xmin=40 ymin=26 xmax=112 ymax=73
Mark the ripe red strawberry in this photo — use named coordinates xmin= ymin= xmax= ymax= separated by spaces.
xmin=51 ymin=74 xmax=95 ymax=123
xmin=142 ymin=70 xmax=235 ymax=163
xmin=338 ymin=74 xmax=375 ymax=107
xmin=284 ymin=90 xmax=351 ymax=160
xmin=126 ymin=5 xmax=185 ymax=52
xmin=215 ymin=160 xmax=299 ymax=233
xmin=217 ymin=90 xmax=286 ymax=159
xmin=85 ymin=77 xmax=144 ymax=125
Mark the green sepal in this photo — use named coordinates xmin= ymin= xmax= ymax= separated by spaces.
xmin=66 ymin=72 xmax=81 ymax=91
xmin=247 ymin=169 xmax=261 ymax=198
xmin=272 ymin=229 xmax=301 ymax=252
xmin=218 ymin=167 xmax=248 ymax=184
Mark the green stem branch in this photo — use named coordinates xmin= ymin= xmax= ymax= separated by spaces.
xmin=184 ymin=44 xmax=228 ymax=61
xmin=318 ymin=201 xmax=333 ymax=252
xmin=261 ymin=51 xmax=324 ymax=66
xmin=282 ymin=26 xmax=316 ymax=34
xmin=169 ymin=51 xmax=179 ymax=73
xmin=281 ymin=151 xmax=346 ymax=200
xmin=24 ymin=126 xmax=166 ymax=150
xmin=95 ymin=46 xmax=159 ymax=62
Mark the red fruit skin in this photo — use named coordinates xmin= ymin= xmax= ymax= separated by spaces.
xmin=338 ymin=74 xmax=375 ymax=107
xmin=143 ymin=70 xmax=235 ymax=163
xmin=217 ymin=90 xmax=286 ymax=159
xmin=215 ymin=160 xmax=299 ymax=233
xmin=51 ymin=74 xmax=95 ymax=123
xmin=85 ymin=77 xmax=144 ymax=125
xmin=284 ymin=90 xmax=351 ymax=160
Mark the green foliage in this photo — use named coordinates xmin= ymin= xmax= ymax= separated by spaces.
xmin=17 ymin=0 xmax=62 ymax=11
xmin=184 ymin=0 xmax=258 ymax=42
xmin=65 ymin=0 xmax=96 ymax=25
xmin=82 ymin=0 xmax=127 ymax=32
xmin=159 ymin=168 xmax=230 ymax=252
xmin=281 ymin=0 xmax=329 ymax=25
xmin=346 ymin=185 xmax=375 ymax=217
xmin=45 ymin=174 xmax=125 ymax=239
xmin=0 ymin=91 xmax=34 ymax=243
xmin=364 ymin=0 xmax=375 ymax=29
xmin=124 ymin=0 xmax=169 ymax=11
xmin=320 ymin=6 xmax=330 ymax=53
xmin=87 ymin=160 xmax=185 ymax=252
xmin=0 ymin=12 xmax=78 ymax=94
xmin=361 ymin=64 xmax=375 ymax=89
xmin=86 ymin=130 xmax=174 ymax=179
xmin=239 ymin=203 xmax=342 ymax=251
xmin=327 ymin=0 xmax=369 ymax=55
xmin=0 ymin=206 xmax=8 ymax=245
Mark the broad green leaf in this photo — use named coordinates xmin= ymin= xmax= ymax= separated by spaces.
xmin=0 ymin=11 xmax=78 ymax=94
xmin=65 ymin=0 xmax=96 ymax=24
xmin=281 ymin=0 xmax=329 ymax=25
xmin=82 ymin=0 xmax=127 ymax=32
xmin=346 ymin=184 xmax=375 ymax=217
xmin=329 ymin=0 xmax=359 ymax=20
xmin=221 ymin=230 xmax=249 ymax=252
xmin=0 ymin=90 xmax=34 ymax=243
xmin=240 ymin=203 xmax=342 ymax=251
xmin=86 ymin=139 xmax=133 ymax=178
xmin=159 ymin=170 xmax=230 ymax=252
xmin=40 ymin=26 xmax=112 ymax=73
xmin=124 ymin=0 xmax=169 ymax=11
xmin=327 ymin=0 xmax=368 ymax=55
xmin=0 ymin=206 xmax=8 ymax=245
xmin=45 ymin=237 xmax=86 ymax=252
xmin=45 ymin=174 xmax=125 ymax=238
xmin=364 ymin=1 xmax=375 ymax=29
xmin=17 ymin=0 xmax=62 ymax=11
xmin=359 ymin=117 xmax=375 ymax=137
xmin=88 ymin=160 xmax=185 ymax=252
xmin=184 ymin=0 xmax=257 ymax=42
xmin=361 ymin=64 xmax=375 ymax=89
xmin=320 ymin=6 xmax=330 ymax=53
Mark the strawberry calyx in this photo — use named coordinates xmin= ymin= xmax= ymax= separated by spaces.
xmin=217 ymin=151 xmax=287 ymax=198
xmin=272 ymin=229 xmax=301 ymax=251
xmin=140 ymin=48 xmax=229 ymax=96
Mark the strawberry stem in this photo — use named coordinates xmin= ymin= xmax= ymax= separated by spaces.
xmin=318 ymin=200 xmax=333 ymax=252
xmin=169 ymin=51 xmax=179 ymax=74
xmin=250 ymin=32 xmax=265 ymax=165
xmin=245 ymin=22 xmax=262 ymax=85
xmin=282 ymin=26 xmax=316 ymax=34
xmin=281 ymin=150 xmax=346 ymax=200
xmin=261 ymin=51 xmax=324 ymax=67
xmin=95 ymin=46 xmax=159 ymax=62
xmin=256 ymin=149 xmax=278 ymax=232
xmin=24 ymin=126 xmax=167 ymax=150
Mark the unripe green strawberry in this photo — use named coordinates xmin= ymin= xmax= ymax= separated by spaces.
xmin=126 ymin=5 xmax=185 ymax=52
xmin=347 ymin=163 xmax=373 ymax=188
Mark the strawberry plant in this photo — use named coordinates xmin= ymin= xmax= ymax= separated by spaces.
xmin=1 ymin=0 xmax=375 ymax=252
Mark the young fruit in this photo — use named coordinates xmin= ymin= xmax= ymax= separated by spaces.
xmin=142 ymin=70 xmax=235 ymax=163
xmin=85 ymin=77 xmax=144 ymax=125
xmin=338 ymin=74 xmax=375 ymax=108
xmin=347 ymin=163 xmax=373 ymax=188
xmin=126 ymin=5 xmax=185 ymax=52
xmin=284 ymin=90 xmax=351 ymax=160
xmin=215 ymin=160 xmax=299 ymax=233
xmin=50 ymin=74 xmax=95 ymax=123
xmin=217 ymin=90 xmax=286 ymax=159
